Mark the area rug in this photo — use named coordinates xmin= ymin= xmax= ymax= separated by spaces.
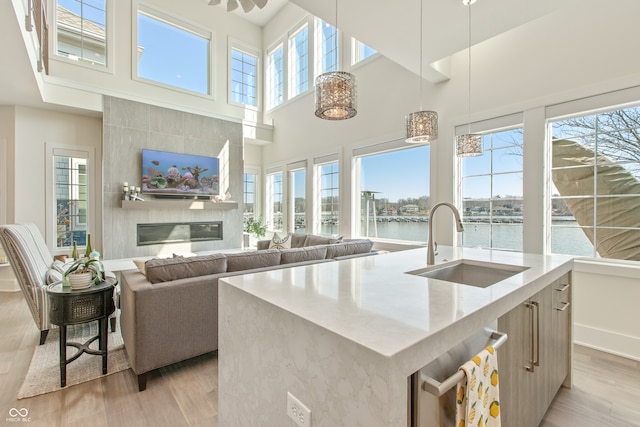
xmin=18 ymin=318 xmax=130 ymax=399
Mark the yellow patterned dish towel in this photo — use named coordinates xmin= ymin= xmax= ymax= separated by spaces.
xmin=455 ymin=345 xmax=501 ymax=427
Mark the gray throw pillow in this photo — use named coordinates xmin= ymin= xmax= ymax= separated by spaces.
xmin=325 ymin=240 xmax=374 ymax=259
xmin=280 ymin=246 xmax=328 ymax=264
xmin=226 ymin=249 xmax=282 ymax=272
xmin=145 ymin=253 xmax=227 ymax=284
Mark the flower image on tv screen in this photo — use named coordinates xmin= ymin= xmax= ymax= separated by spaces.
xmin=141 ymin=149 xmax=220 ymax=196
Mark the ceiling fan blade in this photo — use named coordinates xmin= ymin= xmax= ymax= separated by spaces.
xmin=253 ymin=0 xmax=268 ymax=8
xmin=239 ymin=0 xmax=255 ymax=13
xmin=208 ymin=0 xmax=221 ymax=5
xmin=227 ymin=0 xmax=239 ymax=11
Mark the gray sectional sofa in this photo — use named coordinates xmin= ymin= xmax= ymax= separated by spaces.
xmin=119 ymin=234 xmax=376 ymax=391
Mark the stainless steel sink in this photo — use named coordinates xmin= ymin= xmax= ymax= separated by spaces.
xmin=406 ymin=259 xmax=530 ymax=288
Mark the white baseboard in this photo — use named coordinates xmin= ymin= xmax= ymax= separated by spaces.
xmin=0 ymin=278 xmax=19 ymax=292
xmin=574 ymin=323 xmax=640 ymax=362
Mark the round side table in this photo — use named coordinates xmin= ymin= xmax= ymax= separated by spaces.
xmin=47 ymin=277 xmax=117 ymax=387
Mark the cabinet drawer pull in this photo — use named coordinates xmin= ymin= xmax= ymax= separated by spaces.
xmin=525 ymin=302 xmax=535 ymax=373
xmin=555 ymin=301 xmax=570 ymax=311
xmin=556 ymin=283 xmax=570 ymax=292
xmin=531 ymin=300 xmax=540 ymax=367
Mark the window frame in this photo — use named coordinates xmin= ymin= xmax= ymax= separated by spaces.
xmin=547 ymin=104 xmax=640 ymax=260
xmin=266 ymin=169 xmax=284 ymax=233
xmin=351 ymin=38 xmax=377 ymax=67
xmin=314 ymin=156 xmax=340 ymax=236
xmin=287 ymin=20 xmax=310 ymax=101
xmin=458 ymin=126 xmax=525 ymax=252
xmin=287 ymin=160 xmax=308 ymax=234
xmin=53 ymin=0 xmax=113 ymax=71
xmin=314 ymin=17 xmax=339 ymax=79
xmin=45 ymin=143 xmax=96 ymax=255
xmin=265 ymin=41 xmax=285 ymax=111
xmin=228 ymin=39 xmax=261 ymax=109
xmin=353 ymin=140 xmax=431 ymax=242
xmin=132 ymin=2 xmax=214 ymax=98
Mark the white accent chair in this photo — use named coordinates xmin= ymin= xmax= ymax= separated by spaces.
xmin=0 ymin=223 xmax=116 ymax=345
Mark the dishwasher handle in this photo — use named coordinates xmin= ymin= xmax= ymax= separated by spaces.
xmin=421 ymin=330 xmax=508 ymax=397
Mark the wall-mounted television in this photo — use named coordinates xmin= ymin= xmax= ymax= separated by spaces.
xmin=141 ymin=149 xmax=219 ymax=197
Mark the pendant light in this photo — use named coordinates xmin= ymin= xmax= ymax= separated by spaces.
xmin=314 ymin=0 xmax=358 ymax=120
xmin=406 ymin=0 xmax=438 ymax=143
xmin=456 ymin=0 xmax=483 ymax=157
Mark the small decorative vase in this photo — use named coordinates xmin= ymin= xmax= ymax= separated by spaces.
xmin=68 ymin=272 xmax=93 ymax=290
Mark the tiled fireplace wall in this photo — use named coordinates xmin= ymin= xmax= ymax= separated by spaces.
xmin=102 ymin=96 xmax=244 ymax=259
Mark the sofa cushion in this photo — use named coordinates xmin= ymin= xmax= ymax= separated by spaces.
xmin=303 ymin=234 xmax=341 ymax=246
xmin=226 ymin=249 xmax=282 ymax=272
xmin=268 ymin=233 xmax=292 ymax=249
xmin=280 ymin=246 xmax=328 ymax=264
xmin=290 ymin=233 xmax=309 ymax=248
xmin=325 ymin=239 xmax=374 ymax=259
xmin=145 ymin=254 xmax=228 ymax=284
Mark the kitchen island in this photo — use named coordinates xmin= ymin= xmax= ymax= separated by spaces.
xmin=218 ymin=246 xmax=573 ymax=426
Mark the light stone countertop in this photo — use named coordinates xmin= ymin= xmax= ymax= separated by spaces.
xmin=220 ymin=246 xmax=573 ymax=368
xmin=218 ymin=246 xmax=574 ymax=426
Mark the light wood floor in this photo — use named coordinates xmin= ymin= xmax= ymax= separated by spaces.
xmin=1 ymin=291 xmax=639 ymax=427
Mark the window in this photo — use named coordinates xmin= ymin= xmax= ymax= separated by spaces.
xmin=243 ymin=172 xmax=256 ymax=222
xmin=355 ymin=145 xmax=430 ymax=241
xmin=136 ymin=6 xmax=210 ymax=95
xmin=266 ymin=43 xmax=284 ymax=109
xmin=315 ymin=18 xmax=338 ymax=77
xmin=267 ymin=172 xmax=284 ymax=232
xmin=318 ymin=161 xmax=339 ymax=235
xmin=230 ymin=46 xmax=258 ymax=107
xmin=460 ymin=128 xmax=524 ymax=251
xmin=290 ymin=168 xmax=306 ymax=233
xmin=549 ymin=106 xmax=640 ymax=261
xmin=288 ymin=24 xmax=309 ymax=98
xmin=56 ymin=0 xmax=107 ymax=66
xmin=352 ymin=39 xmax=376 ymax=65
xmin=54 ymin=152 xmax=89 ymax=250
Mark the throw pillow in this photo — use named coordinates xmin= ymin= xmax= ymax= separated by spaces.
xmin=145 ymin=253 xmax=227 ymax=284
xmin=268 ymin=232 xmax=292 ymax=249
xmin=51 ymin=259 xmax=66 ymax=273
xmin=46 ymin=268 xmax=62 ymax=285
xmin=133 ymin=259 xmax=148 ymax=276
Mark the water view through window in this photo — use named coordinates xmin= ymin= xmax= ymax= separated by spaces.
xmin=356 ymin=146 xmax=430 ymax=241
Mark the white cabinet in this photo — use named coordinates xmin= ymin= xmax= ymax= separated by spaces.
xmin=497 ymin=273 xmax=572 ymax=427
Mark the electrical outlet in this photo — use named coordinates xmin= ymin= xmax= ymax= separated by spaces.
xmin=287 ymin=392 xmax=311 ymax=426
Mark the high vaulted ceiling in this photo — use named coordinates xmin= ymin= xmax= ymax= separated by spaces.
xmin=290 ymin=0 xmax=580 ymax=82
xmin=0 ymin=0 xmax=597 ymax=111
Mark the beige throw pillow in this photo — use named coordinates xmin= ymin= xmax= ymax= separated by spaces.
xmin=133 ymin=259 xmax=148 ymax=276
xmin=268 ymin=233 xmax=292 ymax=249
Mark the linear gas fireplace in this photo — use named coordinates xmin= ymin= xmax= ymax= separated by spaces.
xmin=137 ymin=221 xmax=223 ymax=246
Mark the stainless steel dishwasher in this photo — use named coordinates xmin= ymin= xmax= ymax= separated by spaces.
xmin=409 ymin=326 xmax=508 ymax=427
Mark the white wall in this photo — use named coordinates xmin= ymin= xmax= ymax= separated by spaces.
xmin=11 ymin=107 xmax=102 ymax=253
xmin=574 ymin=260 xmax=640 ymax=361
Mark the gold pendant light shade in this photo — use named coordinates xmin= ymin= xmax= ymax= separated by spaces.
xmin=455 ymin=133 xmax=483 ymax=156
xmin=314 ymin=71 xmax=358 ymax=120
xmin=406 ymin=111 xmax=438 ymax=143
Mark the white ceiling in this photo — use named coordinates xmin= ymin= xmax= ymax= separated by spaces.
xmin=290 ymin=0 xmax=580 ymax=82
xmin=207 ymin=0 xmax=289 ymax=26
xmin=0 ymin=0 xmax=582 ymax=110
xmin=0 ymin=1 xmax=43 ymax=108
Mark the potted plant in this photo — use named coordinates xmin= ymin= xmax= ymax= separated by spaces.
xmin=244 ymin=216 xmax=267 ymax=247
xmin=63 ymin=258 xmax=104 ymax=290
